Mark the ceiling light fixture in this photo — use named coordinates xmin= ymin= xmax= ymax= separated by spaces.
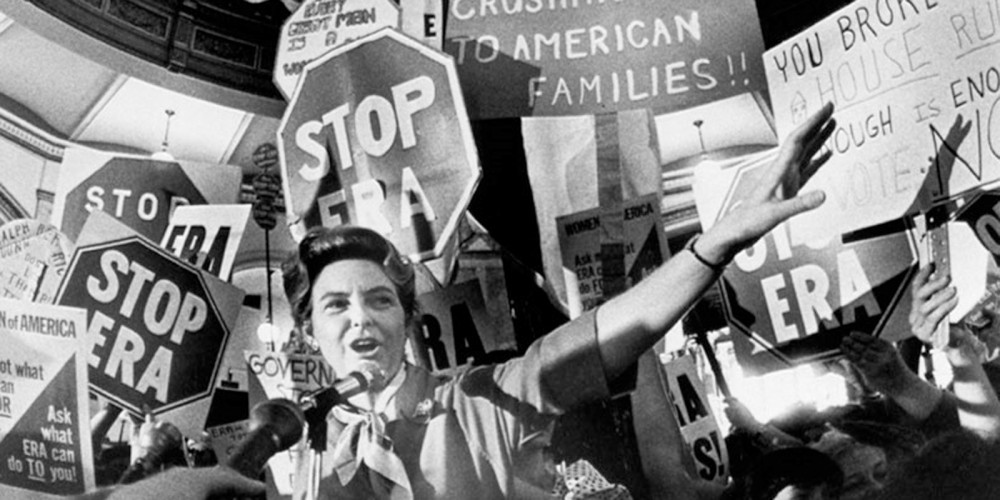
xmin=151 ymin=109 xmax=176 ymax=161
xmin=693 ymin=119 xmax=708 ymax=159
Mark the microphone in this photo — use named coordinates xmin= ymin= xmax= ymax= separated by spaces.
xmin=299 ymin=364 xmax=386 ymax=451
xmin=225 ymin=398 xmax=306 ymax=479
xmin=298 ymin=365 xmax=386 ymax=413
xmin=118 ymin=417 xmax=184 ymax=484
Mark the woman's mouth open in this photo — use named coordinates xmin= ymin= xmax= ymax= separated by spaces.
xmin=350 ymin=338 xmax=381 ymax=357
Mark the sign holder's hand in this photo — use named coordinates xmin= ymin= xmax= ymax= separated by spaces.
xmin=841 ymin=332 xmax=912 ymax=394
xmin=696 ymin=102 xmax=836 ymax=265
xmin=840 ymin=331 xmax=944 ymax=421
xmin=908 ymin=264 xmax=958 ymax=348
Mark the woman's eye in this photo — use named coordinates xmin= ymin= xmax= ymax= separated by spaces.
xmin=323 ymin=298 xmax=349 ymax=312
xmin=371 ymin=295 xmax=396 ymax=308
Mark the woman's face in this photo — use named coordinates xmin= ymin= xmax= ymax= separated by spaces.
xmin=310 ymin=259 xmax=409 ymax=385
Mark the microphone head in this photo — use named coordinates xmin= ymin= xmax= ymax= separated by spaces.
xmin=356 ymin=361 xmax=387 ymax=392
xmin=250 ymin=398 xmax=306 ymax=451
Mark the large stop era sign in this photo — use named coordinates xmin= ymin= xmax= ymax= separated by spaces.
xmin=715 ymin=162 xmax=919 ymax=375
xmin=279 ymin=28 xmax=481 ymax=261
xmin=56 ymin=215 xmax=240 ymax=415
xmin=274 ymin=0 xmax=400 ymax=100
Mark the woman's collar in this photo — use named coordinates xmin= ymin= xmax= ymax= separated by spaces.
xmin=345 ymin=364 xmax=407 ymax=414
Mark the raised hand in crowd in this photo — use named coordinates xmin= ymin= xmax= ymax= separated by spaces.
xmin=908 ymin=263 xmax=1000 ymax=439
xmin=597 ymin=102 xmax=836 ymax=379
xmin=840 ymin=332 xmax=943 ymax=421
xmin=908 ymin=263 xmax=958 ymax=346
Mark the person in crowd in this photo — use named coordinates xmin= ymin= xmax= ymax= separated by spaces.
xmin=891 ymin=263 xmax=1000 ymax=438
xmin=277 ymin=102 xmax=836 ymax=500
xmin=721 ymin=446 xmax=843 ymax=500
xmin=877 ymin=429 xmax=1000 ymax=500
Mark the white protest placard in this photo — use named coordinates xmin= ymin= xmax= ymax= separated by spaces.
xmin=764 ymin=0 xmax=1000 ymax=242
xmin=662 ymin=355 xmax=728 ymax=485
xmin=557 ymin=193 xmax=668 ymax=318
xmin=274 ymin=0 xmax=401 ymax=100
xmin=0 ymin=219 xmax=73 ymax=304
xmin=0 ymin=299 xmax=95 ymax=498
xmin=245 ymin=350 xmax=334 ymax=496
xmin=400 ymin=0 xmax=443 ymax=49
xmin=161 ymin=204 xmax=251 ymax=282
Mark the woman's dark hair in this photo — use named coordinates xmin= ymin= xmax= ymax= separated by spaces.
xmin=283 ymin=226 xmax=416 ymax=332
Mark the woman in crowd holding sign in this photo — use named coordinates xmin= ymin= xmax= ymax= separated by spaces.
xmin=104 ymin=103 xmax=836 ymax=499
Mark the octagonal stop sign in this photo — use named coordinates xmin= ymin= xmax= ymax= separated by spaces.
xmin=714 ymin=160 xmax=918 ymax=375
xmin=279 ymin=28 xmax=480 ymax=261
xmin=57 ymin=236 xmax=232 ymax=415
xmin=61 ymin=158 xmax=212 ymax=243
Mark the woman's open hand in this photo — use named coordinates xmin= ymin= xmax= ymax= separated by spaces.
xmin=698 ymin=102 xmax=836 ymax=264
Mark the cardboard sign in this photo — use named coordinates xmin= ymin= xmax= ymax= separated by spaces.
xmin=411 ymin=279 xmax=517 ymax=372
xmin=720 ymin=220 xmax=918 ymax=375
xmin=55 ymin=212 xmax=244 ymax=437
xmin=274 ymin=0 xmax=401 ymax=100
xmin=957 ymin=189 xmax=1000 ymax=262
xmin=0 ymin=299 xmax=95 ymax=497
xmin=161 ymin=204 xmax=252 ymax=281
xmin=51 ymin=148 xmax=241 ymax=244
xmin=278 ymin=28 xmax=481 ymax=263
xmin=763 ymin=0 xmax=1000 ymax=242
xmin=662 ymin=355 xmax=728 ymax=485
xmin=0 ymin=219 xmax=73 ymax=304
xmin=694 ymin=152 xmax=920 ymax=374
xmin=444 ymin=0 xmax=767 ymax=118
xmin=245 ymin=350 xmax=334 ymax=496
xmin=556 ymin=193 xmax=668 ymax=318
xmin=400 ymin=0 xmax=444 ymax=49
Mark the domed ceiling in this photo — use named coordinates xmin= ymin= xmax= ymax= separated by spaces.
xmin=0 ymin=0 xmax=850 ymax=175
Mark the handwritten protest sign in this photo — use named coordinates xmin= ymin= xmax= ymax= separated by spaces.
xmin=56 ymin=212 xmax=244 ymax=438
xmin=445 ymin=0 xmax=767 ymax=118
xmin=557 ymin=193 xmax=668 ymax=318
xmin=0 ymin=299 xmax=94 ymax=497
xmin=662 ymin=355 xmax=728 ymax=484
xmin=274 ymin=0 xmax=400 ymax=100
xmin=411 ymin=279 xmax=517 ymax=372
xmin=0 ymin=219 xmax=73 ymax=304
xmin=245 ymin=350 xmax=333 ymax=496
xmin=764 ymin=0 xmax=1000 ymax=242
xmin=161 ymin=204 xmax=251 ymax=282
